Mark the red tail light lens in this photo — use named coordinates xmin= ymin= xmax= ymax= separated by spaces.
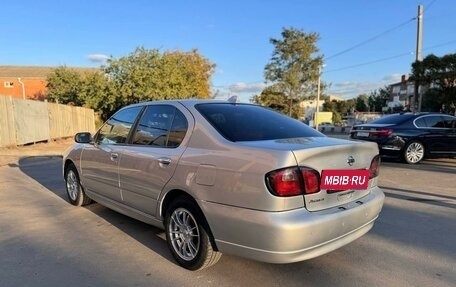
xmin=369 ymin=155 xmax=381 ymax=179
xmin=266 ymin=168 xmax=302 ymax=196
xmin=266 ymin=167 xmax=320 ymax=197
xmin=301 ymin=168 xmax=321 ymax=194
xmin=372 ymin=128 xmax=393 ymax=137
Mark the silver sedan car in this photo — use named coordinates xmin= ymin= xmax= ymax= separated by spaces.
xmin=63 ymin=100 xmax=384 ymax=270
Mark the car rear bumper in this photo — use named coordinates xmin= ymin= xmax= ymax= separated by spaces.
xmin=200 ymin=187 xmax=384 ymax=263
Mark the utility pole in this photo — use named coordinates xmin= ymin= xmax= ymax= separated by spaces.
xmin=314 ymin=65 xmax=322 ymax=130
xmin=414 ymin=4 xmax=423 ymax=112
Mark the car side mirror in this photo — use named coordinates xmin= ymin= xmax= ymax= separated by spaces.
xmin=74 ymin=132 xmax=92 ymax=144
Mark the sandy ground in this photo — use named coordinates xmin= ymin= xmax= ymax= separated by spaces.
xmin=0 ymin=138 xmax=75 ymax=167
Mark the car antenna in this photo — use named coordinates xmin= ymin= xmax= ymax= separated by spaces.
xmin=227 ymin=95 xmax=239 ymax=103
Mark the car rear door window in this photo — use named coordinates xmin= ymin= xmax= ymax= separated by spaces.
xmin=167 ymin=109 xmax=188 ymax=147
xmin=424 ymin=116 xmax=445 ymax=128
xmin=96 ymin=106 xmax=143 ymax=144
xmin=132 ymin=105 xmax=188 ymax=148
xmin=442 ymin=116 xmax=456 ymax=128
xmin=196 ymin=103 xmax=322 ymax=141
xmin=414 ymin=117 xmax=426 ymax=128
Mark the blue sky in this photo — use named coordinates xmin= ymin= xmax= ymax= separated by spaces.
xmin=1 ymin=0 xmax=455 ymax=101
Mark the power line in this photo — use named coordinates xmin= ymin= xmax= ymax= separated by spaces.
xmin=425 ymin=0 xmax=438 ymax=12
xmin=423 ymin=39 xmax=456 ymax=50
xmin=325 ymin=1 xmax=440 ymax=62
xmin=325 ymin=18 xmax=415 ymax=61
xmin=325 ymin=39 xmax=456 ymax=73
xmin=326 ymin=52 xmax=414 ymax=73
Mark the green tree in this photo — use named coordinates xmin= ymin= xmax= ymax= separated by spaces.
xmin=46 ymin=47 xmax=215 ymax=120
xmin=263 ymin=27 xmax=323 ymax=117
xmin=322 ymin=98 xmax=355 ymax=125
xmin=79 ymin=71 xmax=116 ymax=120
xmin=368 ymin=86 xmax=390 ymax=112
xmin=105 ymin=48 xmax=214 ymax=106
xmin=355 ymin=94 xmax=368 ymax=112
xmin=411 ymin=53 xmax=456 ymax=114
xmin=252 ymin=85 xmax=303 ymax=118
xmin=46 ymin=67 xmax=84 ymax=105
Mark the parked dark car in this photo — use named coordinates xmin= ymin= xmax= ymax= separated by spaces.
xmin=350 ymin=113 xmax=456 ymax=164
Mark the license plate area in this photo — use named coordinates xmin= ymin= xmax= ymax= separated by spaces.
xmin=357 ymin=131 xmax=370 ymax=137
xmin=320 ymin=169 xmax=370 ymax=190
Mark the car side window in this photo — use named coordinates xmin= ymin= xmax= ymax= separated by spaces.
xmin=415 ymin=117 xmax=426 ymax=128
xmin=423 ymin=116 xmax=445 ymax=128
xmin=131 ymin=105 xmax=187 ymax=148
xmin=442 ymin=116 xmax=456 ymax=129
xmin=167 ymin=108 xmax=188 ymax=148
xmin=96 ymin=107 xmax=143 ymax=145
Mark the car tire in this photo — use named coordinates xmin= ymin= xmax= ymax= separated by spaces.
xmin=404 ymin=141 xmax=425 ymax=164
xmin=65 ymin=164 xmax=92 ymax=206
xmin=165 ymin=197 xmax=221 ymax=270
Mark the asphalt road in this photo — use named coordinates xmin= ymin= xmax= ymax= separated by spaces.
xmin=0 ymin=156 xmax=455 ymax=287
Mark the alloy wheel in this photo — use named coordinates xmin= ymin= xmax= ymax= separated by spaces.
xmin=168 ymin=208 xmax=200 ymax=261
xmin=66 ymin=170 xmax=79 ymax=201
xmin=405 ymin=142 xmax=424 ymax=164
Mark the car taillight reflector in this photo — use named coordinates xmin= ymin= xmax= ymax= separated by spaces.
xmin=369 ymin=155 xmax=381 ymax=179
xmin=372 ymin=128 xmax=393 ymax=137
xmin=266 ymin=167 xmax=321 ymax=197
xmin=301 ymin=168 xmax=320 ymax=194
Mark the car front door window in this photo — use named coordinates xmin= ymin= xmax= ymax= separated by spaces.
xmin=96 ymin=107 xmax=143 ymax=145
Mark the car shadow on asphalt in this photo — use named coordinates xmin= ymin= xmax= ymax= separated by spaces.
xmin=15 ymin=156 xmax=455 ymax=285
xmin=382 ymin=189 xmax=456 ymax=209
xmin=17 ymin=156 xmax=176 ymax=266
xmin=381 ymin=158 xmax=456 ymax=175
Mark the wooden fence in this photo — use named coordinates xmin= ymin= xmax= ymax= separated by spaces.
xmin=0 ymin=96 xmax=95 ymax=147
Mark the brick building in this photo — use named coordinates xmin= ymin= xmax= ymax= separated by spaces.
xmin=0 ymin=66 xmax=53 ymax=100
xmin=0 ymin=66 xmax=96 ymax=100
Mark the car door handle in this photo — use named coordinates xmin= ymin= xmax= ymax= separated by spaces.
xmin=158 ymin=157 xmax=171 ymax=167
xmin=110 ymin=152 xmax=119 ymax=161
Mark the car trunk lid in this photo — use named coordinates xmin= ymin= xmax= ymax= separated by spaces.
xmin=291 ymin=139 xmax=379 ymax=211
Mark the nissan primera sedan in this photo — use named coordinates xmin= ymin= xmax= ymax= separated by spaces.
xmin=63 ymin=100 xmax=384 ymax=270
xmin=350 ymin=113 xmax=456 ymax=164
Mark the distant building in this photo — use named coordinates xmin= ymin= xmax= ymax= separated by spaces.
xmin=387 ymin=75 xmax=415 ymax=110
xmin=0 ymin=66 xmax=96 ymax=100
xmin=299 ymin=94 xmax=343 ymax=123
xmin=327 ymin=95 xmax=345 ymax=102
xmin=300 ymin=98 xmax=322 ymax=121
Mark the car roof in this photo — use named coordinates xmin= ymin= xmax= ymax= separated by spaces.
xmin=366 ymin=112 xmax=455 ymax=125
xmin=122 ymin=99 xmax=254 ymax=110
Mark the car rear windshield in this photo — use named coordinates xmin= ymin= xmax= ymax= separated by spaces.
xmin=369 ymin=114 xmax=415 ymax=125
xmin=195 ymin=103 xmax=323 ymax=142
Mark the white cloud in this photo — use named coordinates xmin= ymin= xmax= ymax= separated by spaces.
xmin=382 ymin=73 xmax=403 ymax=82
xmin=228 ymin=82 xmax=267 ymax=94
xmin=211 ymin=82 xmax=267 ymax=103
xmin=87 ymin=54 xmax=109 ymax=63
xmin=328 ymin=73 xmax=405 ymax=99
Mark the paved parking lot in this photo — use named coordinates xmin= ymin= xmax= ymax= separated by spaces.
xmin=0 ymin=149 xmax=455 ymax=286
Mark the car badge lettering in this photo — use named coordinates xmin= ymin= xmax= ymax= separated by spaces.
xmin=347 ymin=156 xmax=355 ymax=166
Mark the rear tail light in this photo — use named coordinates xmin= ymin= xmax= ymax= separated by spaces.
xmin=301 ymin=168 xmax=320 ymax=194
xmin=369 ymin=155 xmax=381 ymax=179
xmin=266 ymin=167 xmax=321 ymax=197
xmin=371 ymin=128 xmax=393 ymax=137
